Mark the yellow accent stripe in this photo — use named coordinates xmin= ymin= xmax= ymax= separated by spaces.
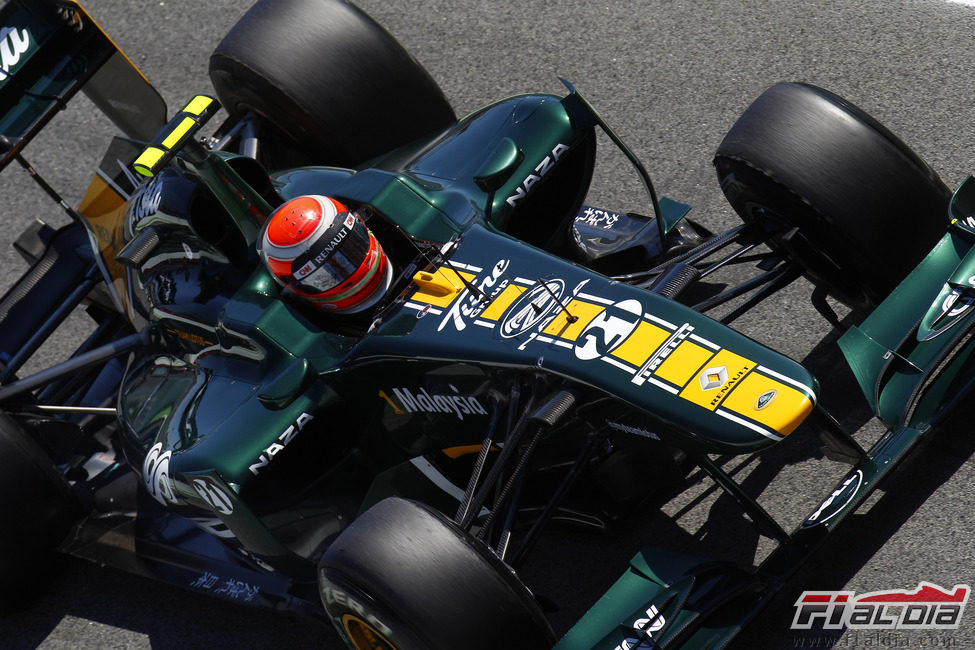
xmin=67 ymin=1 xmax=155 ymax=86
xmin=719 ymin=371 xmax=814 ymax=437
xmin=133 ymin=146 xmax=166 ymax=177
xmin=441 ymin=444 xmax=495 ymax=459
xmin=678 ymin=349 xmax=754 ymax=411
xmin=161 ymin=116 xmax=197 ymax=149
xmin=654 ymin=340 xmax=715 ymax=388
xmin=378 ymin=390 xmax=403 ymax=414
xmin=401 ymin=259 xmax=817 ymax=439
xmin=542 ymin=299 xmax=604 ymax=339
xmin=183 ymin=95 xmax=214 ymax=116
xmin=479 ymin=284 xmax=524 ymax=321
xmin=610 ymin=321 xmax=671 ymax=367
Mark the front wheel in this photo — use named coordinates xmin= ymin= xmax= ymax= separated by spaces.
xmin=714 ymin=82 xmax=951 ymax=312
xmin=0 ymin=412 xmax=81 ymax=606
xmin=209 ymin=0 xmax=456 ymax=169
xmin=318 ymin=497 xmax=555 ymax=650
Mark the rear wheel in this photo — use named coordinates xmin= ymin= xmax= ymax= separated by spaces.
xmin=318 ymin=497 xmax=555 ymax=650
xmin=714 ymin=82 xmax=950 ymax=312
xmin=209 ymin=0 xmax=456 ymax=169
xmin=0 ymin=412 xmax=81 ymax=607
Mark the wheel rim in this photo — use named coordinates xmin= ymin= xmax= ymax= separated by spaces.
xmin=342 ymin=614 xmax=398 ymax=650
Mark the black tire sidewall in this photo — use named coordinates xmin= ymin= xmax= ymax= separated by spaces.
xmin=716 ymin=156 xmax=881 ymax=310
xmin=318 ymin=569 xmax=428 ymax=650
xmin=318 ymin=497 xmax=554 ymax=650
xmin=0 ymin=413 xmax=80 ymax=596
xmin=209 ymin=0 xmax=455 ymax=168
xmin=715 ymin=82 xmax=950 ymax=310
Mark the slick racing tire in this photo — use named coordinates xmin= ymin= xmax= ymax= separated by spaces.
xmin=714 ymin=82 xmax=950 ymax=312
xmin=210 ymin=0 xmax=456 ymax=169
xmin=318 ymin=497 xmax=556 ymax=650
xmin=0 ymin=412 xmax=81 ymax=606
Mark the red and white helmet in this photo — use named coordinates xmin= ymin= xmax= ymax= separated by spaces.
xmin=259 ymin=195 xmax=393 ymax=313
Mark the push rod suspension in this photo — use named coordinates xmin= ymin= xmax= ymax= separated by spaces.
xmin=0 ymin=330 xmax=145 ymax=404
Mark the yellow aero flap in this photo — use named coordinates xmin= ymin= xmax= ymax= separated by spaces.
xmin=78 ymin=173 xmax=126 ymax=221
xmin=411 ymin=267 xmax=470 ymax=307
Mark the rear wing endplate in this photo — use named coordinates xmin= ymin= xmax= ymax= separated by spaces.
xmin=0 ymin=0 xmax=167 ymax=171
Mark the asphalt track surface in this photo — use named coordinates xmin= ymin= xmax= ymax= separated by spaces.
xmin=4 ymin=0 xmax=975 ymax=648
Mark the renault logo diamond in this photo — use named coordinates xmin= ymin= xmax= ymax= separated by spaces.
xmin=699 ymin=366 xmax=728 ymax=391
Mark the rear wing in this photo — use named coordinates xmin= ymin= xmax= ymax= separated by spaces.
xmin=0 ymin=0 xmax=167 ymax=171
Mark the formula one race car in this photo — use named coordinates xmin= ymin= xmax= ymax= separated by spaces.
xmin=0 ymin=0 xmax=968 ymax=648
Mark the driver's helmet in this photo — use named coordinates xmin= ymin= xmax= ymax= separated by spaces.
xmin=259 ymin=195 xmax=393 ymax=313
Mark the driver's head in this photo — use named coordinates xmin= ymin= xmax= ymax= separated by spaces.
xmin=259 ymin=195 xmax=392 ymax=313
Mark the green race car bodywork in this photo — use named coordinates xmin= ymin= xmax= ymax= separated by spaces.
xmin=3 ymin=1 xmax=975 ymax=648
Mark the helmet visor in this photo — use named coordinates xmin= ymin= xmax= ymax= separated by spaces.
xmin=289 ymin=213 xmax=374 ymax=296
